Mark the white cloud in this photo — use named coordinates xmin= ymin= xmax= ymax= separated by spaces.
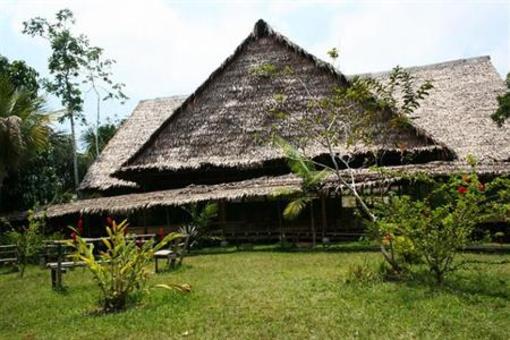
xmin=0 ymin=0 xmax=508 ymax=143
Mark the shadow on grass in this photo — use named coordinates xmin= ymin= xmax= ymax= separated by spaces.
xmin=402 ymin=269 xmax=510 ymax=302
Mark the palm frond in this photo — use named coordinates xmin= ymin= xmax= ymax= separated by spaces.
xmin=283 ymin=197 xmax=311 ymax=220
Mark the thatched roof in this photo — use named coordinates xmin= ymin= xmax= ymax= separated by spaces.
xmin=80 ymin=19 xmax=508 ymax=193
xmin=29 ymin=161 xmax=510 ymax=219
xmin=362 ymin=56 xmax=509 ymax=162
xmin=115 ymin=19 xmax=441 ymax=180
xmin=79 ymin=96 xmax=185 ymax=192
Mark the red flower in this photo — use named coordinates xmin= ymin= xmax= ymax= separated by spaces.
xmin=70 ymin=232 xmax=77 ymax=241
xmin=158 ymin=227 xmax=165 ymax=240
xmin=106 ymin=216 xmax=113 ymax=226
xmin=457 ymin=186 xmax=468 ymax=195
xmin=478 ymin=183 xmax=485 ymax=192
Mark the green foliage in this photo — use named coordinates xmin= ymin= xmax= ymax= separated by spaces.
xmin=6 ymin=211 xmax=44 ymax=277
xmin=327 ymin=48 xmax=339 ymax=61
xmin=372 ymin=172 xmax=487 ymax=284
xmin=0 ymin=75 xmax=50 ymax=191
xmin=69 ymin=219 xmax=190 ymax=313
xmin=491 ymin=73 xmax=510 ymax=126
xmin=249 ymin=62 xmax=280 ymax=78
xmin=0 ymin=131 xmax=89 ymax=212
xmin=81 ymin=120 xmax=121 ymax=160
xmin=23 ymin=8 xmax=126 ymax=189
xmin=0 ymin=54 xmax=39 ymax=97
xmin=180 ymin=202 xmax=218 ymax=249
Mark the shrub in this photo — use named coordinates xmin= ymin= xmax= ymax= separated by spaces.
xmin=69 ymin=219 xmax=191 ymax=313
xmin=344 ymin=260 xmax=382 ymax=285
xmin=180 ymin=202 xmax=218 ymax=249
xmin=372 ymin=172 xmax=486 ymax=284
xmin=7 ymin=210 xmax=44 ymax=277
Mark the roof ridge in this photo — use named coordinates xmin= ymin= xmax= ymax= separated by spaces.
xmin=352 ymin=55 xmax=491 ymax=78
xmin=138 ymin=94 xmax=188 ymax=103
xmin=120 ymin=19 xmax=349 ymax=170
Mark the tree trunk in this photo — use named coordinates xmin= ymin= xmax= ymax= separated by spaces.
xmin=310 ymin=199 xmax=316 ymax=247
xmin=94 ymin=88 xmax=100 ymax=158
xmin=0 ymin=170 xmax=5 ymax=208
xmin=69 ymin=111 xmax=80 ymax=193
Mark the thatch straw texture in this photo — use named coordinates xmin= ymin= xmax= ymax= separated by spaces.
xmin=116 ymin=19 xmax=439 ymax=179
xmin=79 ymin=96 xmax=185 ymax=192
xmin=362 ymin=56 xmax=509 ymax=162
xmin=33 ymin=161 xmax=510 ymax=219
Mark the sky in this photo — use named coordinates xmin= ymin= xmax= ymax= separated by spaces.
xmin=0 ymin=0 xmax=509 ymax=147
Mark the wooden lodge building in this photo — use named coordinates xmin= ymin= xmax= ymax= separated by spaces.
xmin=25 ymin=20 xmax=510 ymax=242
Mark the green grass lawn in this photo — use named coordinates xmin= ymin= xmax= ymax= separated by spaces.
xmin=1 ymin=251 xmax=510 ymax=339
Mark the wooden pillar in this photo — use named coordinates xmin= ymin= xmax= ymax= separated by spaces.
xmin=143 ymin=209 xmax=148 ymax=234
xmin=277 ymin=200 xmax=283 ymax=244
xmin=320 ymin=194 xmax=327 ymax=241
xmin=165 ymin=206 xmax=170 ymax=230
xmin=219 ymin=200 xmax=226 ymax=230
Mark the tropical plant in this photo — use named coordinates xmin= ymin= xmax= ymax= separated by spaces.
xmin=371 ymin=171 xmax=487 ymax=284
xmin=276 ymin=137 xmax=329 ymax=247
xmin=69 ymin=219 xmax=191 ymax=313
xmin=179 ymin=202 xmax=218 ymax=249
xmin=81 ymin=121 xmax=120 ymax=160
xmin=6 ymin=210 xmax=44 ymax=277
xmin=0 ymin=75 xmax=49 ymax=195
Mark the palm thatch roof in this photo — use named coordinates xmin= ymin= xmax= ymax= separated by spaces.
xmin=22 ymin=161 xmax=510 ymax=219
xmin=362 ymin=56 xmax=509 ymax=162
xmin=80 ymin=19 xmax=508 ymax=194
xmin=79 ymin=96 xmax=185 ymax=192
xmin=114 ymin=19 xmax=442 ymax=181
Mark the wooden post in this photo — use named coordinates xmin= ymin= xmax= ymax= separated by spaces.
xmin=320 ymin=194 xmax=327 ymax=242
xmin=143 ymin=209 xmax=148 ymax=234
xmin=56 ymin=242 xmax=62 ymax=289
xmin=219 ymin=200 xmax=226 ymax=230
xmin=277 ymin=200 xmax=283 ymax=245
xmin=310 ymin=199 xmax=316 ymax=247
xmin=165 ymin=206 xmax=171 ymax=230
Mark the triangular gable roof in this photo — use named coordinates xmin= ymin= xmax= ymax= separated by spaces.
xmin=79 ymin=96 xmax=186 ymax=192
xmin=363 ymin=56 xmax=510 ymax=161
xmin=115 ymin=19 xmax=441 ymax=180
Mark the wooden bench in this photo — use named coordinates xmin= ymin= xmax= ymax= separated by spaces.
xmin=0 ymin=245 xmax=18 ymax=268
xmin=46 ymin=234 xmax=156 ymax=289
xmin=154 ymin=234 xmax=189 ymax=273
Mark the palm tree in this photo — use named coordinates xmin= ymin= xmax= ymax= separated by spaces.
xmin=277 ymin=138 xmax=329 ymax=247
xmin=81 ymin=122 xmax=119 ymax=160
xmin=0 ymin=75 xmax=50 ymax=193
xmin=179 ymin=202 xmax=219 ymax=250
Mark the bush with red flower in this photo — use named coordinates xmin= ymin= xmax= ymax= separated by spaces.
xmin=370 ymin=169 xmax=506 ymax=285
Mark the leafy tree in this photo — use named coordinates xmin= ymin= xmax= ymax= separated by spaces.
xmin=84 ymin=48 xmax=127 ymax=158
xmin=0 ymin=131 xmax=90 ymax=212
xmin=0 ymin=55 xmax=39 ymax=97
xmin=23 ymin=9 xmax=126 ymax=191
xmin=255 ymin=52 xmax=432 ymax=265
xmin=0 ymin=75 xmax=50 ymax=197
xmin=491 ymin=73 xmax=510 ymax=126
xmin=69 ymin=219 xmax=190 ymax=313
xmin=81 ymin=121 xmax=120 ymax=160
